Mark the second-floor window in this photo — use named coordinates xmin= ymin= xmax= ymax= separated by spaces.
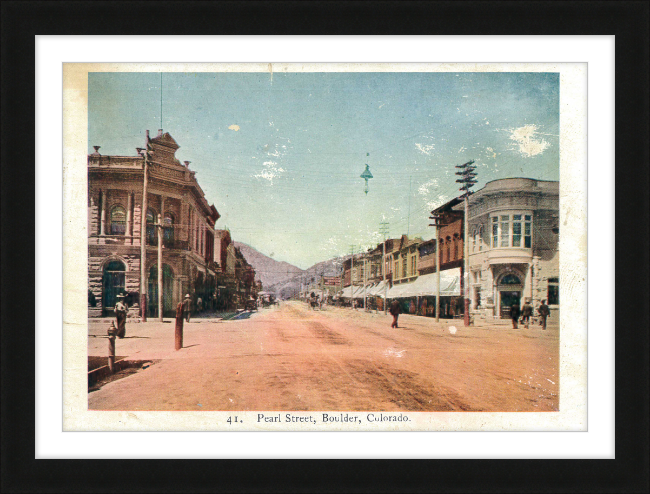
xmin=110 ymin=206 xmax=126 ymax=235
xmin=146 ymin=208 xmax=156 ymax=245
xmin=402 ymin=257 xmax=407 ymax=278
xmin=410 ymin=256 xmax=416 ymax=276
xmin=491 ymin=213 xmax=532 ymax=248
xmin=163 ymin=213 xmax=174 ymax=246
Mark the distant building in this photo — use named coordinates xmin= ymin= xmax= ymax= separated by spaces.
xmin=88 ymin=130 xmax=220 ymax=318
xmin=391 ymin=235 xmax=423 ymax=285
xmin=459 ymin=178 xmax=559 ymax=321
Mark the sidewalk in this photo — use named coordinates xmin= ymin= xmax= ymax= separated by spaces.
xmin=310 ymin=303 xmax=558 ymax=331
xmin=88 ymin=310 xmax=259 ymax=360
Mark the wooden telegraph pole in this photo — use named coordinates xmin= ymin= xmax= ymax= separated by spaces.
xmin=137 ymin=134 xmax=153 ymax=322
xmin=349 ymin=245 xmax=356 ymax=309
xmin=379 ymin=221 xmax=389 ymax=314
xmin=157 ymin=213 xmax=163 ymax=321
xmin=455 ymin=160 xmax=477 ymax=327
xmin=429 ymin=213 xmax=443 ymax=322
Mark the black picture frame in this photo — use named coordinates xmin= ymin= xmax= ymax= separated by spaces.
xmin=2 ymin=1 xmax=648 ymax=492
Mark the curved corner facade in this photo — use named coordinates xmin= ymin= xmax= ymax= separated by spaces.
xmin=460 ymin=178 xmax=559 ymax=322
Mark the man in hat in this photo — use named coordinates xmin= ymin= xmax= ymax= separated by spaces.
xmin=510 ymin=302 xmax=521 ymax=329
xmin=182 ymin=294 xmax=192 ymax=322
xmin=521 ymin=299 xmax=533 ymax=329
xmin=389 ymin=299 xmax=401 ymax=328
xmin=114 ymin=294 xmax=128 ymax=338
xmin=538 ymin=299 xmax=550 ymax=330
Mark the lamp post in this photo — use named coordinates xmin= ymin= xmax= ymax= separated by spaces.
xmin=360 ymin=153 xmax=373 ymax=195
xmin=455 ymin=160 xmax=477 ymax=327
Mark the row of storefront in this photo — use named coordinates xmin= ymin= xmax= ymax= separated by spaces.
xmin=334 ymin=178 xmax=560 ymax=323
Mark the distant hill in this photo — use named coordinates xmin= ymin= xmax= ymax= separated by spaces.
xmin=265 ymin=255 xmax=349 ymax=299
xmin=233 ymin=242 xmax=304 ymax=291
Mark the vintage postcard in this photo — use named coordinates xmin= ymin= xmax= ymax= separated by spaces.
xmin=63 ymin=62 xmax=587 ymax=431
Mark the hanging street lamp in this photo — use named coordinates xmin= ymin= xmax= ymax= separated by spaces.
xmin=360 ymin=153 xmax=373 ymax=195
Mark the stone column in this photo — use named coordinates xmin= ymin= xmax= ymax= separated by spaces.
xmin=100 ymin=189 xmax=106 ymax=236
xmin=527 ymin=262 xmax=534 ymax=303
xmin=126 ymin=192 xmax=133 ymax=241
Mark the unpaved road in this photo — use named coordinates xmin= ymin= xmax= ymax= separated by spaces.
xmin=88 ymin=301 xmax=558 ymax=412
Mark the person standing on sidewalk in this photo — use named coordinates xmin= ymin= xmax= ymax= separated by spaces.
xmin=114 ymin=294 xmax=128 ymax=338
xmin=183 ymin=294 xmax=192 ymax=323
xmin=510 ymin=302 xmax=521 ymax=329
xmin=389 ymin=299 xmax=401 ymax=328
xmin=521 ymin=300 xmax=533 ymax=328
xmin=538 ymin=300 xmax=550 ymax=330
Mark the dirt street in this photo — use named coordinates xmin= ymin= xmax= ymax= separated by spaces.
xmin=88 ymin=301 xmax=559 ymax=412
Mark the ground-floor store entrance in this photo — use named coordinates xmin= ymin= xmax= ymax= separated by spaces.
xmin=499 ymin=291 xmax=521 ymax=318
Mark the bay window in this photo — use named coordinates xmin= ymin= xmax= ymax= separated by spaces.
xmin=490 ymin=213 xmax=532 ymax=248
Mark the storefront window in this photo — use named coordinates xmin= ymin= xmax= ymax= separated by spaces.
xmin=547 ymin=277 xmax=559 ymax=305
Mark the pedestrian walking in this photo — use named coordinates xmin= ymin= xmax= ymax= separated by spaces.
xmin=389 ymin=299 xmax=401 ymax=328
xmin=183 ymin=294 xmax=192 ymax=322
xmin=114 ymin=294 xmax=128 ymax=338
xmin=521 ymin=300 xmax=533 ymax=328
xmin=197 ymin=296 xmax=203 ymax=314
xmin=538 ymin=300 xmax=550 ymax=330
xmin=510 ymin=302 xmax=521 ymax=329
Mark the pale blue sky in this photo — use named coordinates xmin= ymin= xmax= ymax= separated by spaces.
xmin=89 ymin=71 xmax=559 ymax=269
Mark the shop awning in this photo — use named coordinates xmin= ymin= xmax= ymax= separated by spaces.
xmin=386 ymin=268 xmax=461 ymax=298
xmin=340 ymin=286 xmax=354 ymax=298
xmin=368 ymin=280 xmax=389 ymax=298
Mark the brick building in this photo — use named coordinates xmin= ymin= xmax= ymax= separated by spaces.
xmin=88 ymin=130 xmax=220 ymax=318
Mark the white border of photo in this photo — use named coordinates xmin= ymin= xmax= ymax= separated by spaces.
xmin=37 ymin=35 xmax=611 ymax=458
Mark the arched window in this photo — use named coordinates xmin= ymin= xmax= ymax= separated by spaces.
xmin=110 ymin=206 xmax=126 ymax=235
xmin=163 ymin=213 xmax=174 ymax=247
xmin=500 ymin=274 xmax=522 ymax=285
xmin=146 ymin=208 xmax=156 ymax=245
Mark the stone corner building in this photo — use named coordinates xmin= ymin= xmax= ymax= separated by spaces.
xmin=460 ymin=177 xmax=560 ymax=322
xmin=88 ymin=130 xmax=220 ymax=318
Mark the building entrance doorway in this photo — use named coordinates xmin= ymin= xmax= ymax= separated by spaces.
xmin=497 ymin=272 xmax=523 ymax=318
xmin=148 ymin=265 xmax=174 ymax=317
xmin=102 ymin=260 xmax=126 ymax=316
xmin=500 ymin=291 xmax=521 ymax=318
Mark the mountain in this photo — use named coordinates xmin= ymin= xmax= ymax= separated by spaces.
xmin=265 ymin=255 xmax=349 ymax=300
xmin=233 ymin=242 xmax=304 ymax=291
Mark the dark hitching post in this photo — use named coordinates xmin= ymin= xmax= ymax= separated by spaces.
xmin=175 ymin=302 xmax=184 ymax=350
xmin=107 ymin=322 xmax=117 ymax=372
